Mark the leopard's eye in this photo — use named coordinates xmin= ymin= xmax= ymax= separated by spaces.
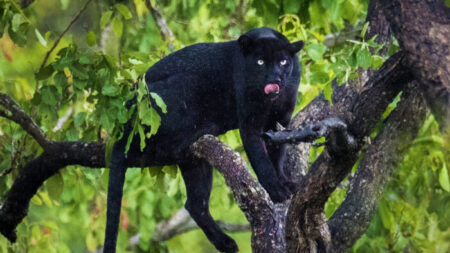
xmin=257 ymin=59 xmax=264 ymax=65
xmin=280 ymin=59 xmax=287 ymax=66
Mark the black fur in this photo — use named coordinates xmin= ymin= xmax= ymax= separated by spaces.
xmin=105 ymin=27 xmax=303 ymax=253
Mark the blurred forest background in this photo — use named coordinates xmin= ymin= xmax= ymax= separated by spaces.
xmin=0 ymin=0 xmax=449 ymax=252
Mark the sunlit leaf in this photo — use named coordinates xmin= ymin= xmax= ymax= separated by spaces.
xmin=357 ymin=48 xmax=372 ymax=69
xmin=310 ymin=71 xmax=329 ymax=85
xmin=100 ymin=11 xmax=113 ymax=29
xmin=138 ymin=123 xmax=145 ymax=151
xmin=35 ymin=28 xmax=47 ymax=47
xmin=323 ymin=81 xmax=333 ymax=103
xmin=371 ymin=55 xmax=384 ymax=69
xmin=31 ymin=225 xmax=41 ymax=240
xmin=60 ymin=0 xmax=70 ymax=10
xmin=86 ymin=31 xmax=97 ymax=46
xmin=439 ymin=163 xmax=450 ymax=192
xmin=102 ymin=84 xmax=119 ymax=96
xmin=307 ymin=44 xmax=327 ymax=62
xmin=112 ymin=16 xmax=123 ymax=37
xmin=11 ymin=14 xmax=22 ymax=32
xmin=85 ymin=232 xmax=97 ymax=251
xmin=115 ymin=3 xmax=133 ymax=20
xmin=361 ymin=21 xmax=370 ymax=39
xmin=40 ymin=191 xmax=53 ymax=207
xmin=150 ymin=92 xmax=167 ymax=113
xmin=31 ymin=195 xmax=43 ymax=206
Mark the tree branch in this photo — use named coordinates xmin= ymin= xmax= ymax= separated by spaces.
xmin=328 ymin=81 xmax=428 ymax=252
xmin=20 ymin=0 xmax=35 ymax=9
xmin=150 ymin=207 xmax=249 ymax=242
xmin=285 ymin=51 xmax=413 ymax=252
xmin=191 ymin=135 xmax=286 ymax=252
xmin=0 ymin=92 xmax=52 ymax=150
xmin=380 ymin=0 xmax=450 ymax=133
xmin=37 ymin=0 xmax=93 ymax=79
xmin=144 ymin=0 xmax=175 ymax=43
xmin=190 ymin=135 xmax=273 ymax=223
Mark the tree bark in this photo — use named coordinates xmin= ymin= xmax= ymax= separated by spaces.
xmin=328 ymin=82 xmax=428 ymax=252
xmin=381 ymin=0 xmax=450 ymax=133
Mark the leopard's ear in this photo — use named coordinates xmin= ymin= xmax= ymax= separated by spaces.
xmin=289 ymin=41 xmax=304 ymax=54
xmin=238 ymin=35 xmax=253 ymax=54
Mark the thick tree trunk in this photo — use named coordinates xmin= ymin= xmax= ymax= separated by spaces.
xmin=381 ymin=0 xmax=450 ymax=133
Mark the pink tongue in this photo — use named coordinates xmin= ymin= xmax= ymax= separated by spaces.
xmin=264 ymin=84 xmax=280 ymax=94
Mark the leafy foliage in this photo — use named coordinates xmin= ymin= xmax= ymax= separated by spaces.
xmin=351 ymin=116 xmax=450 ymax=252
xmin=0 ymin=0 xmax=448 ymax=252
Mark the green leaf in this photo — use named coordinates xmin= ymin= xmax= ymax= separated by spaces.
xmin=105 ymin=137 xmax=115 ymax=168
xmin=8 ymin=23 xmax=29 ymax=46
xmin=114 ymin=3 xmax=132 ymax=20
xmin=31 ymin=195 xmax=43 ymax=206
xmin=348 ymin=51 xmax=357 ymax=68
xmin=100 ymin=11 xmax=113 ymax=29
xmin=65 ymin=128 xmax=78 ymax=141
xmin=73 ymin=79 xmax=87 ymax=89
xmin=85 ymin=232 xmax=98 ymax=251
xmin=323 ymin=81 xmax=333 ymax=103
xmin=138 ymin=100 xmax=161 ymax=136
xmin=307 ymin=44 xmax=327 ymax=62
xmin=283 ymin=0 xmax=301 ymax=13
xmin=162 ymin=165 xmax=178 ymax=178
xmin=60 ymin=0 xmax=70 ymax=9
xmin=100 ymin=113 xmax=114 ymax=133
xmin=134 ymin=63 xmax=149 ymax=75
xmin=79 ymin=56 xmax=90 ymax=64
xmin=117 ymin=107 xmax=128 ymax=123
xmin=46 ymin=172 xmax=64 ymax=200
xmin=439 ymin=163 xmax=450 ymax=192
xmin=378 ymin=200 xmax=394 ymax=231
xmin=150 ymin=92 xmax=167 ymax=113
xmin=371 ymin=55 xmax=384 ymax=69
xmin=357 ymin=48 xmax=372 ymax=69
xmin=40 ymin=192 xmax=53 ymax=207
xmin=147 ymin=107 xmax=161 ymax=136
xmin=74 ymin=112 xmax=86 ymax=127
xmin=35 ymin=65 xmax=54 ymax=80
xmin=86 ymin=31 xmax=97 ymax=46
xmin=360 ymin=21 xmax=370 ymax=39
xmin=35 ymin=28 xmax=47 ymax=47
xmin=310 ymin=71 xmax=329 ymax=85
xmin=41 ymin=86 xmax=58 ymax=106
xmin=31 ymin=225 xmax=41 ymax=240
xmin=11 ymin=14 xmax=23 ymax=32
xmin=112 ymin=16 xmax=123 ymax=37
xmin=140 ymin=107 xmax=161 ymax=134
xmin=70 ymin=64 xmax=89 ymax=80
xmin=138 ymin=123 xmax=146 ymax=151
xmin=125 ymin=124 xmax=135 ymax=154
xmin=102 ymin=85 xmax=119 ymax=96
